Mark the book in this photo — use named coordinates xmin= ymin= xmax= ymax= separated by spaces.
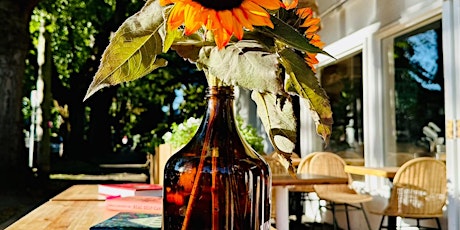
xmin=90 ymin=212 xmax=161 ymax=229
xmin=98 ymin=183 xmax=163 ymax=197
xmin=105 ymin=195 xmax=163 ymax=214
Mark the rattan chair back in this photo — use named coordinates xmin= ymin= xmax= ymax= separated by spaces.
xmin=308 ymin=152 xmax=352 ymax=183
xmin=385 ymin=157 xmax=447 ymax=217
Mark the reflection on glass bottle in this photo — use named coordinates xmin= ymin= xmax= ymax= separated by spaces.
xmin=162 ymin=86 xmax=271 ymax=230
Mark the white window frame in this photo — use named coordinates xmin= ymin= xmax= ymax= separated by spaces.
xmin=442 ymin=1 xmax=460 ymax=228
xmin=315 ymin=2 xmax=443 ymax=195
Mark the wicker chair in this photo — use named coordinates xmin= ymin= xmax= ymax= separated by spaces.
xmin=310 ymin=152 xmax=372 ymax=230
xmin=376 ymin=157 xmax=447 ymax=229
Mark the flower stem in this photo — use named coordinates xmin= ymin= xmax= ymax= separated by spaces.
xmin=180 ymin=140 xmax=209 ymax=230
xmin=181 ymin=95 xmax=217 ymax=230
xmin=211 ymin=148 xmax=219 ymax=229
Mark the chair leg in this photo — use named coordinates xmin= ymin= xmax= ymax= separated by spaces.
xmin=378 ymin=215 xmax=386 ymax=230
xmin=360 ymin=203 xmax=372 ymax=230
xmin=344 ymin=203 xmax=350 ymax=230
xmin=435 ymin=217 xmax=442 ymax=230
xmin=331 ymin=202 xmax=338 ymax=230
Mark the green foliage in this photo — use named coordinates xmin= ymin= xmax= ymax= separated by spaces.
xmin=162 ymin=116 xmax=265 ymax=153
xmin=82 ymin=0 xmax=333 ymax=172
xmin=23 ymin=0 xmax=208 ymax=157
xmin=30 ymin=0 xmax=116 ymax=86
xmin=110 ymin=51 xmax=207 ymax=153
xmin=161 ymin=117 xmax=201 ymax=149
xmin=235 ymin=116 xmax=265 ymax=154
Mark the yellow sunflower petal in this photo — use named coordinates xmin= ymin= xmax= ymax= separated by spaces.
xmin=297 ymin=8 xmax=313 ymax=18
xmin=168 ymin=4 xmax=186 ymax=30
xmin=160 ymin=0 xmax=173 ymax=6
xmin=305 ymin=25 xmax=319 ymax=33
xmin=242 ymin=1 xmax=271 ymax=17
xmin=246 ymin=12 xmax=273 ymax=28
xmin=217 ymin=10 xmax=234 ymax=34
xmin=251 ymin=0 xmax=281 ymax=10
xmin=205 ymin=10 xmax=219 ymax=31
xmin=163 ymin=0 xmax=279 ymax=46
xmin=231 ymin=18 xmax=244 ymax=40
xmin=232 ymin=8 xmax=254 ymax=30
xmin=301 ymin=18 xmax=320 ymax=28
xmin=214 ymin=28 xmax=232 ymax=48
xmin=241 ymin=1 xmax=273 ymax=27
xmin=183 ymin=3 xmax=205 ymax=34
xmin=305 ymin=53 xmax=319 ymax=72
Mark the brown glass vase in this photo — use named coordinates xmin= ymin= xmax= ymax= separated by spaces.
xmin=162 ymin=86 xmax=272 ymax=230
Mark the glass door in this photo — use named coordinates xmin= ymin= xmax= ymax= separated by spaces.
xmin=383 ymin=19 xmax=444 ymax=166
xmin=320 ymin=53 xmax=364 ymax=160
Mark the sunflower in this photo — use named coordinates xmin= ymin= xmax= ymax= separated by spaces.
xmin=160 ymin=0 xmax=284 ymax=48
xmin=297 ymin=7 xmax=324 ymax=72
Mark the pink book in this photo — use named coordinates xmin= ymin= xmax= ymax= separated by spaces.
xmin=104 ymin=196 xmax=163 ymax=214
xmin=98 ymin=183 xmax=163 ymax=197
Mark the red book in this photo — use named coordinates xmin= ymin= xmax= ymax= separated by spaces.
xmin=98 ymin=183 xmax=163 ymax=197
xmin=104 ymin=196 xmax=163 ymax=214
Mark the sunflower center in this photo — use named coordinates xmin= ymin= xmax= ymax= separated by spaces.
xmin=193 ymin=0 xmax=244 ymax=10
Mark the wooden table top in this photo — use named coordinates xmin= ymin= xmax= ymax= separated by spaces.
xmin=51 ymin=184 xmax=106 ymax=201
xmin=344 ymin=165 xmax=399 ymax=179
xmin=7 ymin=174 xmax=348 ymax=230
xmin=272 ymin=173 xmax=348 ymax=186
xmin=343 ymin=158 xmax=365 ymax=166
xmin=5 ymin=199 xmax=117 ymax=230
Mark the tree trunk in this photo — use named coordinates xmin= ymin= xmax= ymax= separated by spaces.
xmin=87 ymin=87 xmax=117 ymax=159
xmin=0 ymin=0 xmax=38 ymax=183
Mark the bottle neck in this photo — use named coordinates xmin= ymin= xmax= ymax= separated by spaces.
xmin=202 ymin=86 xmax=238 ymax=135
xmin=206 ymin=86 xmax=234 ymax=100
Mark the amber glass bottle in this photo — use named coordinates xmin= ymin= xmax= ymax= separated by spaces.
xmin=162 ymin=86 xmax=271 ymax=230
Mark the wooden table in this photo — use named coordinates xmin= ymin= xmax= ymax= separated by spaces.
xmin=8 ymin=175 xmax=347 ymax=230
xmin=272 ymin=174 xmax=348 ymax=230
xmin=50 ymin=184 xmax=106 ymax=201
xmin=344 ymin=165 xmax=399 ymax=179
xmin=6 ymin=195 xmax=117 ymax=230
xmin=343 ymin=158 xmax=365 ymax=166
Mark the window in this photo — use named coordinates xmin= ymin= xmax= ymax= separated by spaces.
xmin=320 ymin=53 xmax=364 ymax=158
xmin=386 ymin=20 xmax=444 ymax=166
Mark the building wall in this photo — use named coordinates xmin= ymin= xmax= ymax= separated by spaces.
xmin=308 ymin=0 xmax=455 ymax=229
xmin=318 ymin=0 xmax=441 ymax=45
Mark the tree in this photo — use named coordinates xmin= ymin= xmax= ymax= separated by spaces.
xmin=25 ymin=0 xmax=207 ymax=164
xmin=0 ymin=0 xmax=40 ymax=183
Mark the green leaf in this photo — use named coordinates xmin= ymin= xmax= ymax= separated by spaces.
xmin=84 ymin=0 xmax=167 ymax=100
xmin=255 ymin=15 xmax=333 ymax=58
xmin=279 ymin=48 xmax=333 ymax=142
xmin=251 ymin=91 xmax=296 ymax=175
xmin=170 ymin=34 xmax=209 ymax=63
xmin=196 ymin=40 xmax=282 ymax=93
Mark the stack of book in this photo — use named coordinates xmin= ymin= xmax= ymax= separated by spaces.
xmin=98 ymin=183 xmax=163 ymax=198
xmin=98 ymin=183 xmax=163 ymax=214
